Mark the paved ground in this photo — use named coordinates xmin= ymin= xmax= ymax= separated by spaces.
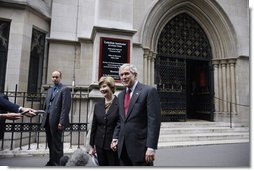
xmin=154 ymin=143 xmax=250 ymax=167
xmin=0 ymin=143 xmax=250 ymax=167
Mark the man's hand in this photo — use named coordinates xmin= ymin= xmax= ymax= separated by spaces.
xmin=0 ymin=113 xmax=23 ymax=120
xmin=111 ymin=139 xmax=118 ymax=151
xmin=20 ymin=107 xmax=36 ymax=117
xmin=145 ymin=149 xmax=155 ymax=163
xmin=58 ymin=123 xmax=64 ymax=130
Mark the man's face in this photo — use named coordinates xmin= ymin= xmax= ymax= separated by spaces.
xmin=119 ymin=67 xmax=136 ymax=88
xmin=51 ymin=71 xmax=61 ymax=85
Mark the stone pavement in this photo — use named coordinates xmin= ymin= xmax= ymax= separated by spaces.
xmin=0 ymin=142 xmax=250 ymax=167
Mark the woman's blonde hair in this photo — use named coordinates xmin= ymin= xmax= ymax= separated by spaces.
xmin=98 ymin=76 xmax=116 ymax=93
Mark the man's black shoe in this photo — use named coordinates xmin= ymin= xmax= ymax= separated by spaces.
xmin=45 ymin=161 xmax=58 ymax=166
xmin=45 ymin=161 xmax=51 ymax=166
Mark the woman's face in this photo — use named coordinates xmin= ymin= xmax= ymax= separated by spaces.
xmin=99 ymin=83 xmax=113 ymax=98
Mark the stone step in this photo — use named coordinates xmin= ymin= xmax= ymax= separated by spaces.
xmin=160 ymin=121 xmax=248 ymax=128
xmin=157 ymin=121 xmax=249 ymax=147
xmin=160 ymin=127 xmax=249 ymax=134
xmin=158 ymin=132 xmax=249 ymax=142
xmin=158 ymin=139 xmax=250 ymax=148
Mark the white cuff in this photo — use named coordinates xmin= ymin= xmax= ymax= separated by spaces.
xmin=147 ymin=148 xmax=155 ymax=152
xmin=18 ymin=106 xmax=23 ymax=112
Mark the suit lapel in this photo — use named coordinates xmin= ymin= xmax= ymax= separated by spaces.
xmin=51 ymin=84 xmax=62 ymax=101
xmin=126 ymin=82 xmax=142 ymax=119
xmin=50 ymin=88 xmax=55 ymax=100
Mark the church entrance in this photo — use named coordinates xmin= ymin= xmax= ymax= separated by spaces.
xmin=155 ymin=13 xmax=214 ymax=122
xmin=186 ymin=60 xmax=214 ymax=121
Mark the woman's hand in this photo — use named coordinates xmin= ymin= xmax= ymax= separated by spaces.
xmin=88 ymin=147 xmax=96 ymax=155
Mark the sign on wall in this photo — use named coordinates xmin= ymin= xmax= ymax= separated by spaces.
xmin=99 ymin=37 xmax=130 ymax=81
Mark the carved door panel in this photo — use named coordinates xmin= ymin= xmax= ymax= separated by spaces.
xmin=156 ymin=13 xmax=214 ymax=122
xmin=156 ymin=57 xmax=186 ymax=121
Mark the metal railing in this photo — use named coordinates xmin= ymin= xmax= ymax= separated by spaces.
xmin=214 ymin=96 xmax=250 ymax=128
xmin=1 ymin=86 xmax=249 ymax=151
xmin=1 ymin=85 xmax=90 ymax=151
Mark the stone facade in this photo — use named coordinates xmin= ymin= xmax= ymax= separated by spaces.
xmin=0 ymin=0 xmax=250 ymax=125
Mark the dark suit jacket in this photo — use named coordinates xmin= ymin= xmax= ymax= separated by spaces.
xmin=41 ymin=83 xmax=71 ymax=129
xmin=0 ymin=96 xmax=20 ymax=113
xmin=113 ymin=82 xmax=161 ymax=163
xmin=90 ymin=96 xmax=119 ymax=150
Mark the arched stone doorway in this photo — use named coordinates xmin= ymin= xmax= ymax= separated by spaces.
xmin=140 ymin=0 xmax=238 ymax=122
xmin=155 ymin=13 xmax=214 ymax=122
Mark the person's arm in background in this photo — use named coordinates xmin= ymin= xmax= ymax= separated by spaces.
xmin=58 ymin=87 xmax=71 ymax=130
xmin=145 ymin=87 xmax=161 ymax=163
xmin=111 ymin=108 xmax=120 ymax=151
xmin=0 ymin=96 xmax=20 ymax=113
xmin=0 ymin=96 xmax=36 ymax=117
xmin=89 ymin=104 xmax=98 ymax=155
xmin=0 ymin=113 xmax=22 ymax=120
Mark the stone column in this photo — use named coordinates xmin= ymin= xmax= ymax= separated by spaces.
xmin=143 ymin=48 xmax=149 ymax=84
xmin=221 ymin=59 xmax=227 ymax=113
xmin=218 ymin=61 xmax=223 ymax=112
xmin=147 ymin=51 xmax=153 ymax=85
xmin=229 ymin=58 xmax=237 ymax=114
xmin=151 ymin=51 xmax=156 ymax=86
xmin=212 ymin=60 xmax=220 ymax=113
xmin=226 ymin=62 xmax=231 ymax=112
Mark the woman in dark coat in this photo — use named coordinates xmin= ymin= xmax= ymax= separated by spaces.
xmin=89 ymin=76 xmax=119 ymax=166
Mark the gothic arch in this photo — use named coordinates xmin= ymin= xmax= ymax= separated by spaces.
xmin=140 ymin=0 xmax=237 ymax=59
xmin=140 ymin=0 xmax=238 ymax=117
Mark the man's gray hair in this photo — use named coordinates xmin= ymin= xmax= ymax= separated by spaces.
xmin=119 ymin=63 xmax=138 ymax=76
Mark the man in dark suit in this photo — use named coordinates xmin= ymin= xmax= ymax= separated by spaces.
xmin=111 ymin=63 xmax=161 ymax=166
xmin=41 ymin=70 xmax=71 ymax=166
